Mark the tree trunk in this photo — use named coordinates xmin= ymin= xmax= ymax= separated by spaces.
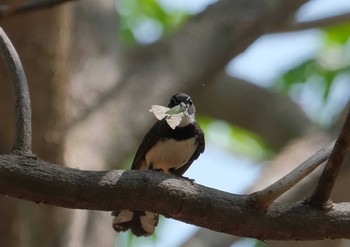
xmin=0 ymin=2 xmax=72 ymax=246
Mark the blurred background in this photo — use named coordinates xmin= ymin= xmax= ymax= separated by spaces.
xmin=0 ymin=0 xmax=349 ymax=246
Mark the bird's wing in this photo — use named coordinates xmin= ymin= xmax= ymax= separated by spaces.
xmin=172 ymin=122 xmax=205 ymax=176
xmin=131 ymin=120 xmax=165 ymax=170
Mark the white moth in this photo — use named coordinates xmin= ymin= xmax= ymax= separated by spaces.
xmin=149 ymin=104 xmax=186 ymax=129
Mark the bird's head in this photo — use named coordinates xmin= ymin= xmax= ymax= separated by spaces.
xmin=167 ymin=93 xmax=195 ymax=126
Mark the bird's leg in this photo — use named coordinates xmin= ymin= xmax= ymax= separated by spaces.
xmin=181 ymin=176 xmax=195 ymax=184
xmin=169 ymin=168 xmax=196 ymax=184
xmin=149 ymin=164 xmax=164 ymax=173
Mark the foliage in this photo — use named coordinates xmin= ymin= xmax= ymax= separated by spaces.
xmin=117 ymin=0 xmax=189 ymax=44
xmin=198 ymin=116 xmax=274 ymax=161
xmin=276 ymin=23 xmax=350 ymax=96
xmin=275 ymin=23 xmax=350 ymax=125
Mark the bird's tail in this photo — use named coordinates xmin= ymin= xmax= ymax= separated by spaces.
xmin=112 ymin=210 xmax=159 ymax=237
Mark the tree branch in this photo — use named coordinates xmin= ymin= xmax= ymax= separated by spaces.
xmin=193 ymin=75 xmax=314 ymax=150
xmin=0 ymin=153 xmax=350 ymax=240
xmin=250 ymin=141 xmax=334 ymax=209
xmin=0 ymin=28 xmax=32 ymax=153
xmin=256 ymin=11 xmax=350 ymax=35
xmin=0 ymin=0 xmax=75 ymax=19
xmin=284 ymin=11 xmax=350 ymax=33
xmin=2 ymin=0 xmax=350 ymax=35
xmin=309 ymin=108 xmax=350 ymax=208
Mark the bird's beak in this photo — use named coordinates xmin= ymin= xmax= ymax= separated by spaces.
xmin=165 ymin=102 xmax=187 ymax=116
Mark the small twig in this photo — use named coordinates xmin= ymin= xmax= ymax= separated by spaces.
xmin=250 ymin=141 xmax=335 ymax=209
xmin=292 ymin=12 xmax=350 ymax=31
xmin=308 ymin=108 xmax=350 ymax=209
xmin=0 ymin=0 xmax=75 ymax=19
xmin=0 ymin=27 xmax=32 ymax=153
xmin=273 ymin=11 xmax=350 ymax=33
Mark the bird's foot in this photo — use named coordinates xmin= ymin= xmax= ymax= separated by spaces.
xmin=181 ymin=176 xmax=195 ymax=184
xmin=150 ymin=167 xmax=164 ymax=173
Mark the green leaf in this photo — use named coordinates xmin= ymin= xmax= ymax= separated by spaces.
xmin=198 ymin=116 xmax=273 ymax=161
xmin=324 ymin=23 xmax=350 ymax=45
xmin=275 ymin=59 xmax=315 ymax=93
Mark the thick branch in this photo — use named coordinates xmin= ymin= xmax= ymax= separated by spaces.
xmin=0 ymin=153 xmax=350 ymax=240
xmin=0 ymin=28 xmax=31 ymax=153
xmin=0 ymin=0 xmax=74 ymax=19
xmin=309 ymin=108 xmax=350 ymax=208
xmin=193 ymin=75 xmax=314 ymax=149
xmin=251 ymin=141 xmax=334 ymax=209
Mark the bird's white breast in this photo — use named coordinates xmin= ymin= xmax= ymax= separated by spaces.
xmin=145 ymin=137 xmax=196 ymax=174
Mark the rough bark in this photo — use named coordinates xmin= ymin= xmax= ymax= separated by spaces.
xmin=182 ymin=132 xmax=350 ymax=247
xmin=0 ymin=153 xmax=350 ymax=240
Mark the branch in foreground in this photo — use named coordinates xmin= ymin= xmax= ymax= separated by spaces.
xmin=309 ymin=108 xmax=350 ymax=208
xmin=250 ymin=141 xmax=334 ymax=209
xmin=0 ymin=0 xmax=75 ymax=19
xmin=0 ymin=28 xmax=32 ymax=153
xmin=0 ymin=153 xmax=350 ymax=240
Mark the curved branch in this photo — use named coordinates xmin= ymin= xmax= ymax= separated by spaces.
xmin=193 ymin=75 xmax=314 ymax=149
xmin=309 ymin=108 xmax=350 ymax=208
xmin=0 ymin=28 xmax=32 ymax=153
xmin=251 ymin=141 xmax=334 ymax=209
xmin=0 ymin=153 xmax=350 ymax=240
xmin=0 ymin=0 xmax=75 ymax=19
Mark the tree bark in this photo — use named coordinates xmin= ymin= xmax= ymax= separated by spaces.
xmin=0 ymin=153 xmax=350 ymax=240
xmin=182 ymin=132 xmax=350 ymax=247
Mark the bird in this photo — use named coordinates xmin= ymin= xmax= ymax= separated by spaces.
xmin=112 ymin=93 xmax=205 ymax=237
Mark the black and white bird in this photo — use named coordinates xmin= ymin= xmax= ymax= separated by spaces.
xmin=112 ymin=93 xmax=205 ymax=237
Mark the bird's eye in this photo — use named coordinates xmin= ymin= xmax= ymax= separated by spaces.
xmin=170 ymin=98 xmax=177 ymax=106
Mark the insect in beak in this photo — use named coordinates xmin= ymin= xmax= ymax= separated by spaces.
xmin=165 ymin=102 xmax=186 ymax=115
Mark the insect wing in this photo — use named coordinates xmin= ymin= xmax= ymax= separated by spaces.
xmin=149 ymin=105 xmax=169 ymax=120
xmin=166 ymin=114 xmax=183 ymax=129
